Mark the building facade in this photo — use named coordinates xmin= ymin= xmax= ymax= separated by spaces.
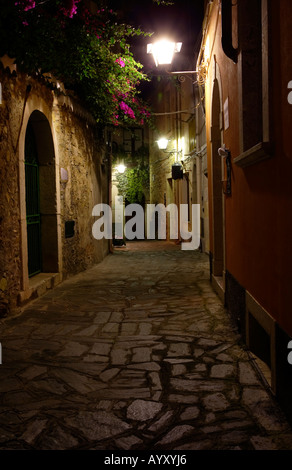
xmin=197 ymin=0 xmax=292 ymax=421
xmin=0 ymin=58 xmax=109 ymax=317
xmin=111 ymin=125 xmax=150 ymax=243
xmin=149 ymin=67 xmax=209 ymax=251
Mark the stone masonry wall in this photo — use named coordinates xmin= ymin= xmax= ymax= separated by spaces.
xmin=0 ymin=63 xmax=109 ymax=317
xmin=55 ymin=100 xmax=109 ymax=277
xmin=0 ymin=67 xmax=34 ymax=316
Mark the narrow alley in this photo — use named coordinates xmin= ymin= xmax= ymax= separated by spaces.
xmin=0 ymin=241 xmax=292 ymax=452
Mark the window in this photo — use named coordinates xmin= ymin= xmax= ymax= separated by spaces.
xmin=234 ymin=0 xmax=272 ymax=167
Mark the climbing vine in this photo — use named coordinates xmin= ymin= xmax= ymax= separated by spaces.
xmin=114 ymin=145 xmax=150 ymax=205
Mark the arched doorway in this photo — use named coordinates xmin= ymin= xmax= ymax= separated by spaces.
xmin=211 ymin=78 xmax=224 ymax=279
xmin=24 ymin=111 xmax=59 ymax=278
xmin=25 ymin=121 xmax=42 ymax=277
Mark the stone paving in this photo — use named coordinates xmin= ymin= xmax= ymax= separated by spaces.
xmin=0 ymin=241 xmax=292 ymax=450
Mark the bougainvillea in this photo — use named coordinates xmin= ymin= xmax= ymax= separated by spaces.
xmin=15 ymin=0 xmax=36 ymax=12
xmin=0 ymin=0 xmax=153 ymax=127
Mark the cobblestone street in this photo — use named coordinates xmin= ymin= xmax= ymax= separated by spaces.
xmin=0 ymin=241 xmax=292 ymax=451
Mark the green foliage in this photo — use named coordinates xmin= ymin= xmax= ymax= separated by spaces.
xmin=116 ymin=166 xmax=149 ymax=205
xmin=115 ymin=145 xmax=150 ymax=205
xmin=0 ymin=0 xmax=153 ymax=127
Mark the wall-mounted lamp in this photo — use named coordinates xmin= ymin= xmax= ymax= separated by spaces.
xmin=157 ymin=138 xmax=169 ymax=150
xmin=147 ymin=39 xmax=182 ymax=67
xmin=60 ymin=167 xmax=69 ymax=191
xmin=156 ymin=139 xmax=184 ymax=180
xmin=116 ymin=164 xmax=126 ymax=174
xmin=60 ymin=167 xmax=69 ymax=183
xmin=218 ymin=147 xmax=231 ymax=195
xmin=157 ymin=138 xmax=183 ymax=158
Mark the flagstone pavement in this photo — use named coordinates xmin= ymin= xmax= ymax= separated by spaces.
xmin=1 ymin=241 xmax=292 ymax=451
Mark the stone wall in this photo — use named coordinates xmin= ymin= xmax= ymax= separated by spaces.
xmin=54 ymin=97 xmax=109 ymax=277
xmin=0 ymin=67 xmax=29 ymax=315
xmin=0 ymin=62 xmax=109 ymax=317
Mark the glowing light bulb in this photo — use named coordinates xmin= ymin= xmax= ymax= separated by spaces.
xmin=116 ymin=164 xmax=126 ymax=174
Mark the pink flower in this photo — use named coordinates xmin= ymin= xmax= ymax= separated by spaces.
xmin=119 ymin=101 xmax=135 ymax=119
xmin=24 ymin=0 xmax=35 ymax=11
xmin=15 ymin=0 xmax=35 ymax=11
xmin=115 ymin=58 xmax=125 ymax=68
xmin=61 ymin=0 xmax=80 ymax=18
xmin=112 ymin=114 xmax=119 ymax=126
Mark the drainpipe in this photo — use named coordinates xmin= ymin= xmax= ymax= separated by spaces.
xmin=221 ymin=0 xmax=238 ymax=63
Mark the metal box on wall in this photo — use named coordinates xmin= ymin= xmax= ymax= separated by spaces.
xmin=172 ymin=163 xmax=183 ymax=180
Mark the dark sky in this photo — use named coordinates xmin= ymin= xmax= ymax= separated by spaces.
xmin=112 ymin=0 xmax=205 ymax=73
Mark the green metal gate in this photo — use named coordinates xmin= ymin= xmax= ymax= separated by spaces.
xmin=25 ymin=122 xmax=42 ymax=277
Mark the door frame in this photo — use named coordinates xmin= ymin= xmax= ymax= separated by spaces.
xmin=25 ymin=122 xmax=42 ymax=277
xmin=19 ymin=98 xmax=62 ymax=294
xmin=210 ymin=57 xmax=226 ymax=295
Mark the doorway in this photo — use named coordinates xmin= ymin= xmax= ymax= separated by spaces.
xmin=25 ymin=121 xmax=42 ymax=277
xmin=211 ymin=78 xmax=224 ymax=280
xmin=24 ymin=111 xmax=59 ymax=278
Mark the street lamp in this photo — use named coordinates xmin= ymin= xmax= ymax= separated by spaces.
xmin=147 ymin=39 xmax=182 ymax=67
xmin=156 ymin=137 xmax=185 ymax=158
xmin=116 ymin=164 xmax=126 ymax=174
xmin=157 ymin=137 xmax=169 ymax=150
xmin=149 ymin=40 xmax=194 ymax=183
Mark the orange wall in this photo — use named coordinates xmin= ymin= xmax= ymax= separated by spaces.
xmin=206 ymin=0 xmax=292 ymax=335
